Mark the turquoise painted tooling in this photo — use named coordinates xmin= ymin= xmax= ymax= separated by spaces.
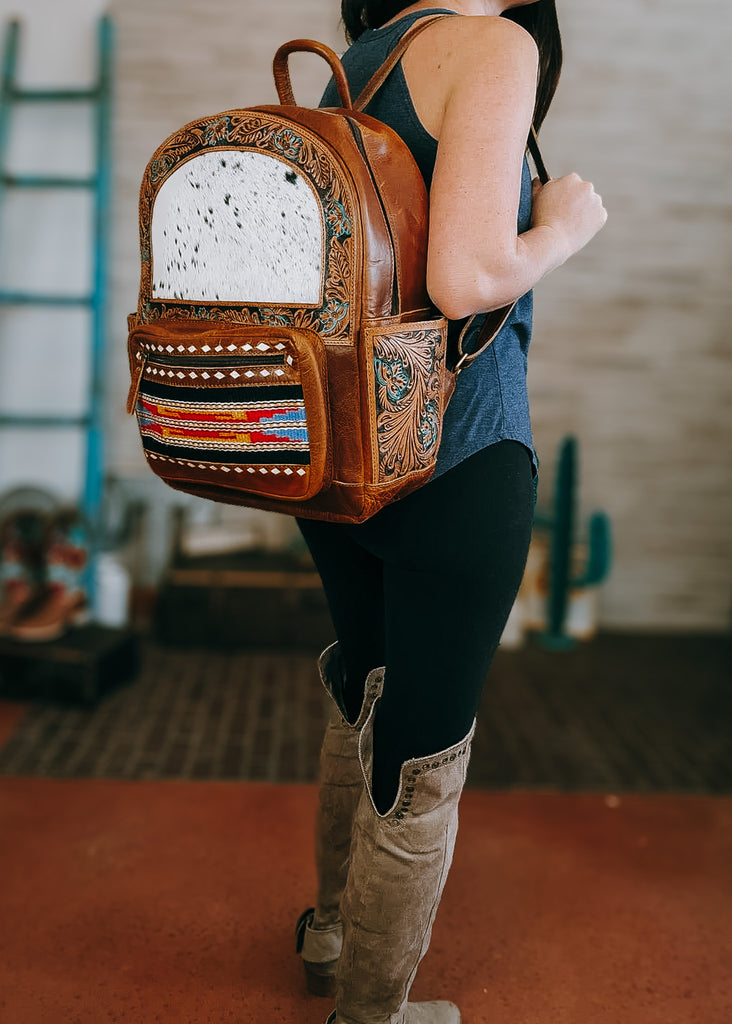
xmin=0 ymin=15 xmax=114 ymax=611
xmin=534 ymin=436 xmax=613 ymax=650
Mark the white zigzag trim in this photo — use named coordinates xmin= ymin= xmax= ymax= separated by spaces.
xmin=146 ymin=451 xmax=307 ymax=476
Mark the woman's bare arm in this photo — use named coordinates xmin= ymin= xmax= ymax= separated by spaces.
xmin=415 ymin=16 xmax=606 ymax=320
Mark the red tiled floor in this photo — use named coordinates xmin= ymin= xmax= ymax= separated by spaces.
xmin=0 ymin=779 xmax=730 ymax=1023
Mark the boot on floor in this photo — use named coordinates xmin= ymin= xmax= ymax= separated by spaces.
xmin=11 ymin=507 xmax=88 ymax=642
xmin=297 ymin=644 xmax=385 ymax=997
xmin=326 ymin=705 xmax=476 ymax=1024
xmin=0 ymin=509 xmax=45 ymax=637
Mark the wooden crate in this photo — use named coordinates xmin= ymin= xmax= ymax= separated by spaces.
xmin=0 ymin=625 xmax=141 ymax=706
xmin=154 ymin=549 xmax=334 ymax=650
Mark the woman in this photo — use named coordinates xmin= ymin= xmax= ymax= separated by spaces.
xmin=295 ymin=3 xmax=607 ymax=1022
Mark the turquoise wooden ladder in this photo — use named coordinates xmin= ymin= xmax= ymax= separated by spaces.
xmin=0 ymin=15 xmax=114 ymax=610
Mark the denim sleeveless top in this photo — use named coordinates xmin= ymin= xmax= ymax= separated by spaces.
xmin=321 ymin=9 xmax=537 ymax=479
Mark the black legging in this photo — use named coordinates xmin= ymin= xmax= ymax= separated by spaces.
xmin=297 ymin=440 xmax=535 ymax=813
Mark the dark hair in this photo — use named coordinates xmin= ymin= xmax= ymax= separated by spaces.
xmin=340 ymin=2 xmax=562 ymax=130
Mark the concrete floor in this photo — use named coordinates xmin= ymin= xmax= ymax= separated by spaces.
xmin=0 ymin=635 xmax=730 ymax=1023
xmin=0 ymin=778 xmax=730 ymax=1024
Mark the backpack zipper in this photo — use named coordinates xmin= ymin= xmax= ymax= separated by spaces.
xmin=145 ymin=352 xmax=286 ymax=368
xmin=346 ymin=117 xmax=400 ymax=317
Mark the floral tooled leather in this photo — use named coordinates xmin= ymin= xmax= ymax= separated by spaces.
xmin=372 ymin=326 xmax=447 ymax=481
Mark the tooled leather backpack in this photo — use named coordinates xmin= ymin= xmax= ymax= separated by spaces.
xmin=126 ymin=16 xmax=546 ymax=523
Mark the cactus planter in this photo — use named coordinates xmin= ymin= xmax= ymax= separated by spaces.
xmin=533 ymin=436 xmax=612 ymax=650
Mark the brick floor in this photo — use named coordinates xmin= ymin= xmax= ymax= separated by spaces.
xmin=0 ymin=632 xmax=729 ymax=792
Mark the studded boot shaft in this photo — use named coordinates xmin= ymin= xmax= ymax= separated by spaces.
xmin=332 ymin=708 xmax=475 ymax=1024
xmin=298 ymin=644 xmax=385 ymax=996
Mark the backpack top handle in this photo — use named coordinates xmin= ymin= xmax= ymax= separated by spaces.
xmin=272 ymin=16 xmax=446 ymax=113
xmin=273 ymin=39 xmax=353 ymax=109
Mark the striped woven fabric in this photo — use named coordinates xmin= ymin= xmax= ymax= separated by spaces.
xmin=137 ymin=384 xmax=310 ymax=466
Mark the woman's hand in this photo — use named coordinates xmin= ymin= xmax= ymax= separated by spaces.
xmin=530 ymin=173 xmax=608 ymax=261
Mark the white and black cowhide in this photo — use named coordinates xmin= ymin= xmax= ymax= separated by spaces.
xmin=150 ymin=150 xmax=324 ymax=305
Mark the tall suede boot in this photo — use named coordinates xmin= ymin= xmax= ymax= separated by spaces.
xmin=327 ymin=707 xmax=476 ymax=1024
xmin=297 ymin=643 xmax=385 ymax=996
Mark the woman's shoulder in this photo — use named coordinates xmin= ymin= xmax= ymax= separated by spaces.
xmin=402 ymin=15 xmax=538 ymax=137
xmin=411 ymin=13 xmax=537 ymax=72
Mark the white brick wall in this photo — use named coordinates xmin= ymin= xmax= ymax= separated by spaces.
xmin=528 ymin=0 xmax=732 ymax=630
xmin=3 ymin=0 xmax=730 ymax=629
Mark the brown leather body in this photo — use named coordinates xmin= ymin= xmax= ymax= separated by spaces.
xmin=127 ymin=40 xmax=451 ymax=524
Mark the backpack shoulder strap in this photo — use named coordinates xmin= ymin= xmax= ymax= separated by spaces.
xmin=352 ymin=13 xmax=452 ymax=111
xmin=528 ymin=126 xmax=548 ymax=185
xmin=454 ymin=123 xmax=549 ymax=373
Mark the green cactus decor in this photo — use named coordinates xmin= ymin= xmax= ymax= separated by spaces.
xmin=533 ymin=436 xmax=612 ymax=650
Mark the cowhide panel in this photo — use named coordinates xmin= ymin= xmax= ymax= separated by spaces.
xmin=150 ymin=150 xmax=324 ymax=305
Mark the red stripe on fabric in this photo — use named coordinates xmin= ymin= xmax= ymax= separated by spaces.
xmin=142 ymin=423 xmax=303 ymax=445
xmin=139 ymin=399 xmax=303 ymax=426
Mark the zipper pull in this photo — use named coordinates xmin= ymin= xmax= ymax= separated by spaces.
xmin=127 ymin=350 xmax=147 ymax=415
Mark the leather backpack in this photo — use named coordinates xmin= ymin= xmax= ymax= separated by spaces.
xmin=126 ymin=16 xmax=546 ymax=523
